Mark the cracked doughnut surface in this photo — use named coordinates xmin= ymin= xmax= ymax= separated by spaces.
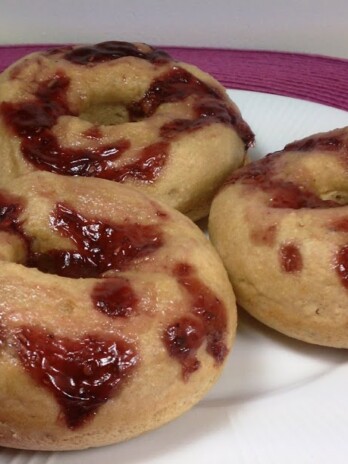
xmin=209 ymin=127 xmax=348 ymax=348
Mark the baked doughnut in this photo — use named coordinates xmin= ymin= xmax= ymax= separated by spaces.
xmin=0 ymin=41 xmax=254 ymax=221
xmin=0 ymin=171 xmax=236 ymax=450
xmin=209 ymin=126 xmax=348 ymax=348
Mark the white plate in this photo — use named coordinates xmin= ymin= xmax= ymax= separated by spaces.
xmin=1 ymin=90 xmax=348 ymax=464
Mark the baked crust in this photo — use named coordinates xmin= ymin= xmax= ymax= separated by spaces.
xmin=209 ymin=127 xmax=348 ymax=348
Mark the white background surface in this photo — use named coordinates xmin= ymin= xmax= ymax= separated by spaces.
xmin=0 ymin=0 xmax=347 ymax=58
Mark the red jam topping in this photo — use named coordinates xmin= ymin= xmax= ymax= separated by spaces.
xmin=83 ymin=126 xmax=103 ymax=139
xmin=5 ymin=72 xmax=71 ymax=133
xmin=0 ymin=194 xmax=162 ymax=279
xmin=103 ymin=141 xmax=170 ymax=183
xmin=283 ymin=131 xmax=348 ymax=172
xmin=335 ymin=245 xmax=348 ymax=289
xmin=279 ymin=243 xmax=303 ymax=273
xmin=164 ymin=263 xmax=229 ymax=379
xmin=0 ymin=323 xmax=5 ymax=349
xmin=92 ymin=277 xmax=138 ymax=318
xmin=29 ymin=203 xmax=163 ymax=278
xmin=250 ymin=224 xmax=277 ymax=246
xmin=16 ymin=326 xmax=137 ymax=428
xmin=227 ymin=153 xmax=341 ymax=209
xmin=62 ymin=41 xmax=171 ymax=65
xmin=284 ymin=133 xmax=346 ymax=153
xmin=165 ymin=316 xmax=205 ymax=380
xmin=0 ymin=192 xmax=24 ymax=234
xmin=328 ymin=217 xmax=348 ymax=232
xmin=129 ymin=67 xmax=254 ymax=148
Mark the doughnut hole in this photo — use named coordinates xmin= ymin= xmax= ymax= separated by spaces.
xmin=276 ymin=150 xmax=348 ymax=205
xmin=80 ymin=102 xmax=130 ymax=125
xmin=73 ymin=81 xmax=137 ymax=126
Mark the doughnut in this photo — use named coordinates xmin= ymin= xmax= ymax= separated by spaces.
xmin=0 ymin=41 xmax=254 ymax=221
xmin=0 ymin=171 xmax=236 ymax=450
xmin=209 ymin=126 xmax=348 ymax=348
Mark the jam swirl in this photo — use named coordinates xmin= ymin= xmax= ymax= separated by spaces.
xmin=92 ymin=277 xmax=138 ymax=318
xmin=164 ymin=263 xmax=229 ymax=379
xmin=279 ymin=243 xmax=303 ymax=273
xmin=0 ymin=193 xmax=163 ymax=279
xmin=16 ymin=326 xmax=137 ymax=428
xmin=226 ymin=153 xmax=341 ymax=209
xmin=62 ymin=41 xmax=171 ymax=66
xmin=29 ymin=202 xmax=163 ymax=278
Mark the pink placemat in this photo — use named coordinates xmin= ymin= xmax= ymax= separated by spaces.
xmin=0 ymin=44 xmax=347 ymax=111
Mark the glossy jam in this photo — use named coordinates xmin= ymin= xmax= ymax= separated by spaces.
xmin=62 ymin=41 xmax=171 ymax=65
xmin=16 ymin=326 xmax=137 ymax=428
xmin=227 ymin=153 xmax=340 ymax=209
xmin=164 ymin=263 xmax=229 ymax=379
xmin=92 ymin=277 xmax=138 ymax=318
xmin=335 ymin=245 xmax=348 ymax=289
xmin=103 ymin=141 xmax=170 ymax=183
xmin=129 ymin=67 xmax=219 ymax=118
xmin=164 ymin=316 xmax=205 ymax=380
xmin=279 ymin=243 xmax=303 ymax=273
xmin=28 ymin=203 xmax=163 ymax=278
xmin=0 ymin=192 xmax=24 ymax=234
xmin=0 ymin=192 xmax=162 ymax=279
xmin=129 ymin=67 xmax=254 ymax=148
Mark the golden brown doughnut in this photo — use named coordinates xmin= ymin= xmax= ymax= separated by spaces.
xmin=209 ymin=127 xmax=348 ymax=348
xmin=0 ymin=41 xmax=254 ymax=220
xmin=0 ymin=171 xmax=236 ymax=450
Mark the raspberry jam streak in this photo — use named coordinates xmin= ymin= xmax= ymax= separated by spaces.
xmin=279 ymin=243 xmax=303 ymax=273
xmin=0 ymin=194 xmax=163 ymax=279
xmin=16 ymin=326 xmax=137 ymax=428
xmin=163 ymin=263 xmax=229 ymax=379
xmin=226 ymin=153 xmax=340 ymax=209
xmin=62 ymin=41 xmax=171 ymax=65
